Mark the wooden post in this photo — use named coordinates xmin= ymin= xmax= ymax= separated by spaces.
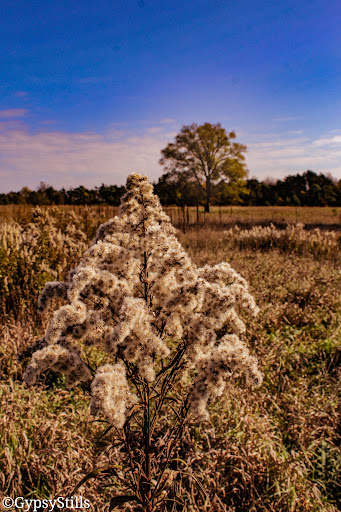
xmin=182 ymin=204 xmax=186 ymax=233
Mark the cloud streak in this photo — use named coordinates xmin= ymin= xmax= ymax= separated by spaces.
xmin=272 ymin=116 xmax=302 ymax=123
xmin=247 ymin=131 xmax=341 ymax=181
xmin=0 ymin=121 xmax=171 ymax=192
xmin=0 ymin=109 xmax=29 ymax=119
xmin=0 ymin=121 xmax=340 ymax=193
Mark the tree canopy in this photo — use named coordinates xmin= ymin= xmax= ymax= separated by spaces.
xmin=159 ymin=122 xmax=248 ymax=211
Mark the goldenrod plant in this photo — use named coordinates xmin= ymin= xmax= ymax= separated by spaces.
xmin=0 ymin=207 xmax=88 ymax=321
xmin=22 ymin=174 xmax=262 ymax=511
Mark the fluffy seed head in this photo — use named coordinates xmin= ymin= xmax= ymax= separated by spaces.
xmin=23 ymin=173 xmax=261 ymax=423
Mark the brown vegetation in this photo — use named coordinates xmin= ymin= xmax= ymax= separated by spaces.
xmin=0 ymin=207 xmax=340 ymax=511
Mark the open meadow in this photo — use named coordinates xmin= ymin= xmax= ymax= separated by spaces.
xmin=0 ymin=205 xmax=340 ymax=511
xmin=1 ymin=204 xmax=341 ymax=229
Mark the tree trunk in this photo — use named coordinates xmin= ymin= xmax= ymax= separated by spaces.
xmin=205 ymin=177 xmax=211 ymax=213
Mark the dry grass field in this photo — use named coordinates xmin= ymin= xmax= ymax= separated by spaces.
xmin=1 ymin=204 xmax=341 ymax=229
xmin=0 ymin=206 xmax=340 ymax=511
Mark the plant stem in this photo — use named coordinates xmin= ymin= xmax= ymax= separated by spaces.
xmin=143 ymin=382 xmax=153 ymax=512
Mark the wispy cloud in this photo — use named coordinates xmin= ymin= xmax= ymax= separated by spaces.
xmin=246 ymin=130 xmax=341 ymax=180
xmin=0 ymin=109 xmax=29 ymax=119
xmin=272 ymin=116 xmax=302 ymax=123
xmin=313 ymin=135 xmax=341 ymax=146
xmin=39 ymin=120 xmax=57 ymax=125
xmin=0 ymin=120 xmax=340 ymax=193
xmin=160 ymin=118 xmax=176 ymax=124
xmin=14 ymin=91 xmax=28 ymax=98
xmin=0 ymin=121 xmax=173 ymax=192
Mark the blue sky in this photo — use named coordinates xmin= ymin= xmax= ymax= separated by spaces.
xmin=0 ymin=0 xmax=340 ymax=192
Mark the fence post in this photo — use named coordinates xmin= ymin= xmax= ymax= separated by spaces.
xmin=182 ymin=204 xmax=186 ymax=233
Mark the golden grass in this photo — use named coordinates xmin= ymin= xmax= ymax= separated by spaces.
xmin=166 ymin=205 xmax=341 ymax=228
xmin=1 ymin=204 xmax=341 ymax=228
xmin=0 ymin=322 xmax=123 ymax=511
xmin=0 ymin=217 xmax=340 ymax=511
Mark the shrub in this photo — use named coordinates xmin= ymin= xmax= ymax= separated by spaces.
xmin=21 ymin=174 xmax=262 ymax=511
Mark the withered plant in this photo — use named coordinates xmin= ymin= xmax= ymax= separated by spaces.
xmin=22 ymin=174 xmax=262 ymax=511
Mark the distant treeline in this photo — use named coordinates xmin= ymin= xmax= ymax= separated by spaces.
xmin=2 ymin=170 xmax=341 ymax=207
xmin=0 ymin=183 xmax=126 ymax=206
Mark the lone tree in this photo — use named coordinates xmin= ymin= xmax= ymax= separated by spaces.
xmin=160 ymin=122 xmax=248 ymax=212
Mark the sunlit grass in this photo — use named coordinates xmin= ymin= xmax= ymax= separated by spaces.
xmin=0 ymin=214 xmax=340 ymax=510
